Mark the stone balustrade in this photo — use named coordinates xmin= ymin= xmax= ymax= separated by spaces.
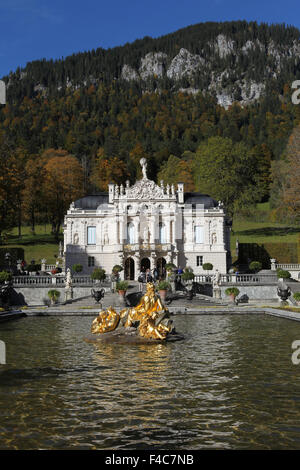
xmin=12 ymin=275 xmax=98 ymax=287
xmin=194 ymin=273 xmax=277 ymax=285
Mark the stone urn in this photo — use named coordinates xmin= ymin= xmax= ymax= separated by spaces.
xmin=159 ymin=290 xmax=167 ymax=303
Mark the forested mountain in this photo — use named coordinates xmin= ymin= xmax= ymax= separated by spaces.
xmin=1 ymin=20 xmax=300 ymax=235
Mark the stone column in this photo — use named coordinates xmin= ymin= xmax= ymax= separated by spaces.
xmin=134 ymin=253 xmax=140 ymax=281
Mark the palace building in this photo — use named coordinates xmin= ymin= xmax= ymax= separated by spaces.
xmin=63 ymin=159 xmax=231 ymax=279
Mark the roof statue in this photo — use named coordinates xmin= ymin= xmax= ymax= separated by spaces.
xmin=140 ymin=157 xmax=147 ymax=179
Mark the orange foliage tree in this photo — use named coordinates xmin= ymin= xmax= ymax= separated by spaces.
xmin=282 ymin=124 xmax=300 ymax=223
xmin=0 ymin=133 xmax=26 ymax=240
xmin=90 ymin=154 xmax=129 ymax=191
xmin=43 ymin=150 xmax=85 ymax=237
xmin=157 ymin=154 xmax=195 ymax=192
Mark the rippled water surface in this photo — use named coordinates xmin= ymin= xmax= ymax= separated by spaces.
xmin=1 ymin=314 xmax=300 ymax=449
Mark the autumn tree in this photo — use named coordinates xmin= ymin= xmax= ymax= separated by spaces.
xmin=90 ymin=153 xmax=129 ymax=191
xmin=22 ymin=158 xmax=47 ymax=233
xmin=0 ymin=133 xmax=23 ymax=241
xmin=43 ymin=151 xmax=85 ymax=237
xmin=281 ymin=124 xmax=300 ymax=223
xmin=157 ymin=154 xmax=195 ymax=191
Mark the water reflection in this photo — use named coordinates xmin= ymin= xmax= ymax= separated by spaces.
xmin=0 ymin=315 xmax=300 ymax=449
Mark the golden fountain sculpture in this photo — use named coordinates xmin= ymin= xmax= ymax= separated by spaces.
xmin=91 ymin=283 xmax=174 ymax=341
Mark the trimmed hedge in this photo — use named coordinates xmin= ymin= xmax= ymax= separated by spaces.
xmin=238 ymin=242 xmax=298 ymax=267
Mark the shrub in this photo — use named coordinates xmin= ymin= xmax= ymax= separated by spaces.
xmin=225 ymin=287 xmax=240 ymax=297
xmin=0 ymin=271 xmax=12 ymax=283
xmin=27 ymin=264 xmax=41 ymax=272
xmin=72 ymin=264 xmax=83 ymax=273
xmin=116 ymin=281 xmax=128 ymax=292
xmin=181 ymin=271 xmax=195 ymax=281
xmin=249 ymin=261 xmax=262 ymax=272
xmin=203 ymin=263 xmax=213 ymax=272
xmin=165 ymin=263 xmax=177 ymax=272
xmin=157 ymin=280 xmax=171 ymax=291
xmin=276 ymin=269 xmax=291 ymax=279
xmin=47 ymin=289 xmax=60 ymax=303
xmin=293 ymin=292 xmax=300 ymax=302
xmin=91 ymin=268 xmax=106 ymax=282
xmin=112 ymin=264 xmax=123 ymax=273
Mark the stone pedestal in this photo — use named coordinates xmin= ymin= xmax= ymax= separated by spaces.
xmin=41 ymin=258 xmax=46 ymax=272
xmin=117 ymin=291 xmax=127 ymax=308
xmin=213 ymin=287 xmax=221 ymax=299
xmin=65 ymin=287 xmax=73 ymax=302
xmin=270 ymin=258 xmax=277 ymax=271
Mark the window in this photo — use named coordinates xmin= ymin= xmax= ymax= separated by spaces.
xmin=88 ymin=256 xmax=95 ymax=267
xmin=127 ymin=222 xmax=135 ymax=244
xmin=87 ymin=226 xmax=96 ymax=245
xmin=196 ymin=256 xmax=203 ymax=267
xmin=159 ymin=222 xmax=166 ymax=243
xmin=194 ymin=225 xmax=204 ymax=244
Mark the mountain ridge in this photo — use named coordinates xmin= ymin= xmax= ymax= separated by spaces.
xmin=3 ymin=20 xmax=300 ymax=108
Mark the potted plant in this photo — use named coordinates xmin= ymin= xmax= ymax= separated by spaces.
xmin=249 ymin=261 xmax=262 ymax=273
xmin=157 ymin=280 xmax=171 ymax=302
xmin=203 ymin=263 xmax=213 ymax=279
xmin=112 ymin=265 xmax=123 ymax=281
xmin=112 ymin=265 xmax=123 ymax=275
xmin=225 ymin=287 xmax=240 ymax=303
xmin=0 ymin=271 xmax=12 ymax=284
xmin=276 ymin=268 xmax=291 ymax=280
xmin=91 ymin=268 xmax=106 ymax=284
xmin=181 ymin=270 xmax=195 ymax=285
xmin=47 ymin=289 xmax=61 ymax=305
xmin=72 ymin=263 xmax=83 ymax=274
xmin=165 ymin=263 xmax=177 ymax=273
xmin=116 ymin=280 xmax=129 ymax=297
xmin=293 ymin=292 xmax=300 ymax=306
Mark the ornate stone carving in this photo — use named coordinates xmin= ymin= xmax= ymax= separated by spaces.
xmin=126 ymin=178 xmax=166 ymax=200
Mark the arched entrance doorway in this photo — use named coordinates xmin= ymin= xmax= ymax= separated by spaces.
xmin=125 ymin=257 xmax=135 ymax=280
xmin=141 ymin=257 xmax=150 ymax=273
xmin=157 ymin=257 xmax=166 ymax=279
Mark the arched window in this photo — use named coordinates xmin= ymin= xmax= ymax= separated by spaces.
xmin=159 ymin=222 xmax=166 ymax=244
xmin=127 ymin=222 xmax=135 ymax=244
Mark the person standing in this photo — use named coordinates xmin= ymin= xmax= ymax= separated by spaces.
xmin=138 ymin=270 xmax=145 ymax=292
xmin=146 ymin=269 xmax=153 ymax=283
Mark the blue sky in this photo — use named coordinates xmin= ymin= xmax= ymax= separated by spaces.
xmin=0 ymin=0 xmax=299 ymax=77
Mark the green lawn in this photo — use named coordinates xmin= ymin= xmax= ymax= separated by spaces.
xmin=1 ymin=224 xmax=62 ymax=264
xmin=231 ymin=202 xmax=300 ymax=260
xmin=1 ymin=204 xmax=300 ymax=265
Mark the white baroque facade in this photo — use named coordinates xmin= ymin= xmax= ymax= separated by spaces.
xmin=64 ymin=160 xmax=231 ymax=279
